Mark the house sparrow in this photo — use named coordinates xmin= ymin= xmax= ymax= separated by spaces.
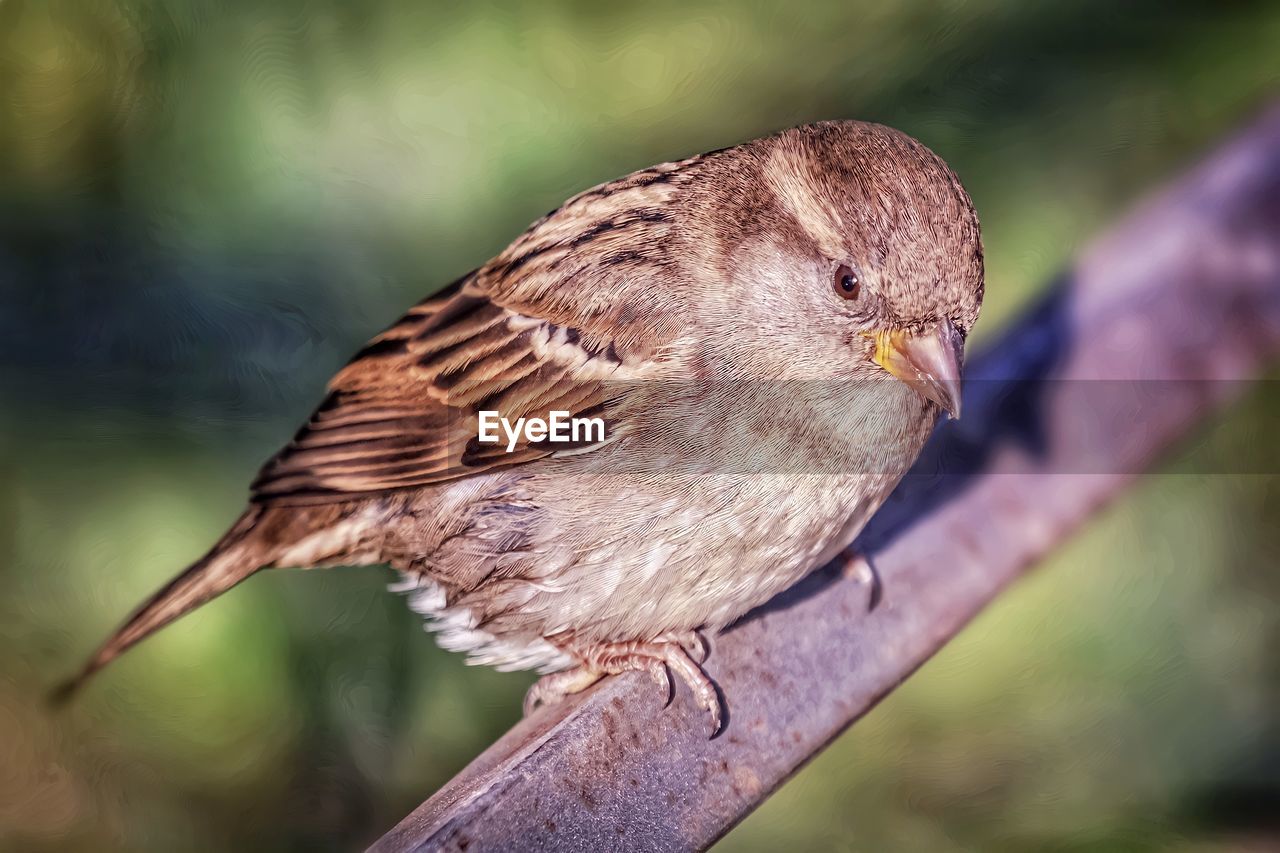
xmin=56 ymin=121 xmax=983 ymax=734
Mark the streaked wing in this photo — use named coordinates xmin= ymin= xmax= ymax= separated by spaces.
xmin=251 ymin=274 xmax=641 ymax=506
xmin=250 ymin=152 xmax=706 ymax=506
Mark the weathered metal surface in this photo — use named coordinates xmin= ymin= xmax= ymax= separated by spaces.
xmin=371 ymin=102 xmax=1280 ymax=853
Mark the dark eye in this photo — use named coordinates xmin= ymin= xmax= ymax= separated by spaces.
xmin=833 ymin=263 xmax=861 ymax=300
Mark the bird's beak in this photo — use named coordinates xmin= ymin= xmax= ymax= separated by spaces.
xmin=869 ymin=319 xmax=964 ymax=418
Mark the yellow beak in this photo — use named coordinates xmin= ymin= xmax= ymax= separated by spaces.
xmin=870 ymin=319 xmax=964 ymax=418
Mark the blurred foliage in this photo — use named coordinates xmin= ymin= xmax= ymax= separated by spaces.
xmin=0 ymin=1 xmax=1277 ymax=850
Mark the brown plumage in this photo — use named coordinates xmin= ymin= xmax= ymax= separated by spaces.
xmin=55 ymin=121 xmax=984 ymax=733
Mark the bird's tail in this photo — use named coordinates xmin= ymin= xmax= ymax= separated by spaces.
xmin=50 ymin=507 xmax=267 ymax=705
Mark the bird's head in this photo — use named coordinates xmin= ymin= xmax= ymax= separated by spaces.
xmin=693 ymin=120 xmax=984 ymax=419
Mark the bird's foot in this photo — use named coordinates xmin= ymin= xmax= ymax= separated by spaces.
xmin=522 ymin=666 xmax=606 ymax=717
xmin=524 ymin=631 xmax=723 ymax=736
xmin=838 ymin=548 xmax=882 ymax=610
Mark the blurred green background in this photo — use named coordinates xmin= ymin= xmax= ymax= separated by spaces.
xmin=1 ymin=1 xmax=1277 ymax=850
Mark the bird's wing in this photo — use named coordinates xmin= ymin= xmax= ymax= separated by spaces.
xmin=250 ymin=272 xmax=662 ymax=506
xmin=251 ymin=152 xmax=702 ymax=506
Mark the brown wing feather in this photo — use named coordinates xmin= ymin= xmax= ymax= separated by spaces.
xmin=251 ymin=276 xmax=636 ymax=505
xmin=251 ymin=155 xmax=702 ymax=506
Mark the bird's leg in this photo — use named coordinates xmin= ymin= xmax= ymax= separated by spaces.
xmin=838 ymin=548 xmax=882 ymax=611
xmin=525 ymin=633 xmax=724 ymax=736
xmin=522 ymin=666 xmax=606 ymax=717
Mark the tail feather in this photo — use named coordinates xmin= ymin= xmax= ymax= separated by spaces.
xmin=50 ymin=508 xmax=267 ymax=705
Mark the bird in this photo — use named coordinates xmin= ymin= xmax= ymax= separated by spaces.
xmin=54 ymin=120 xmax=983 ymax=735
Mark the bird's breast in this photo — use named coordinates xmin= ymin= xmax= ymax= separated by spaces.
xmin=388 ymin=380 xmax=939 ymax=669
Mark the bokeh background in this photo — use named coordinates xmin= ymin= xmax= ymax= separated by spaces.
xmin=2 ymin=1 xmax=1278 ymax=850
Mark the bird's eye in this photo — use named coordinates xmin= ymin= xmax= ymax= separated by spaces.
xmin=833 ymin=264 xmax=861 ymax=300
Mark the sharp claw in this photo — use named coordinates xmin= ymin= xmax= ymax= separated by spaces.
xmin=689 ymin=630 xmax=711 ymax=664
xmin=695 ymin=679 xmax=724 ymax=738
xmin=842 ymin=551 xmax=882 ymax=611
xmin=707 ymin=701 xmax=724 ymax=738
xmin=692 ymin=681 xmax=724 ymax=738
xmin=676 ymin=668 xmax=722 ymax=737
xmin=648 ymin=662 xmax=675 ymax=706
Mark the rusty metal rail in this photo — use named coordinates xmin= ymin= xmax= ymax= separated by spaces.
xmin=371 ymin=102 xmax=1280 ymax=852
